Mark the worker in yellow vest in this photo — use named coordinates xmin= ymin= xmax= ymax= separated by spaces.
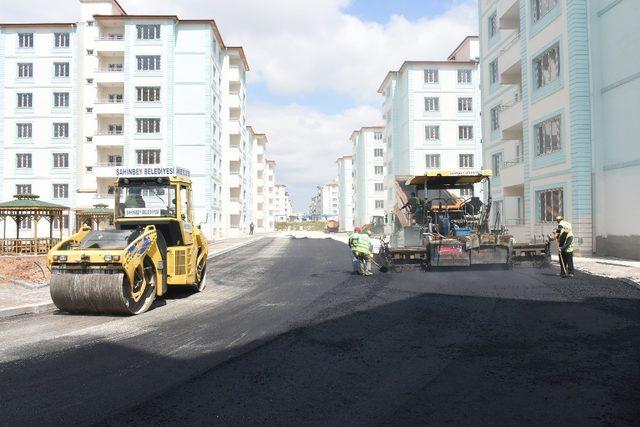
xmin=354 ymin=229 xmax=373 ymax=276
xmin=558 ymin=224 xmax=575 ymax=277
xmin=348 ymin=227 xmax=362 ymax=274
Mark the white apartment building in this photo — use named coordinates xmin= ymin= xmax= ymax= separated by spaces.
xmin=378 ymin=36 xmax=482 ymax=230
xmin=266 ymin=159 xmax=276 ymax=230
xmin=350 ymin=126 xmax=386 ymax=228
xmin=336 ymin=155 xmax=354 ymax=232
xmin=479 ymin=0 xmax=640 ymax=258
xmin=310 ymin=181 xmax=338 ymax=219
xmin=249 ymin=126 xmax=274 ymax=232
xmin=273 ymin=184 xmax=291 ymax=222
xmin=0 ymin=0 xmax=252 ymax=240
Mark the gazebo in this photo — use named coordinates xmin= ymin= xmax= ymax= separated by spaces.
xmin=0 ymin=194 xmax=69 ymax=254
xmin=75 ymin=204 xmax=114 ymax=232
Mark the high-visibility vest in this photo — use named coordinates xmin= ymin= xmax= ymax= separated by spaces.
xmin=562 ymin=231 xmax=574 ymax=253
xmin=349 ymin=233 xmax=361 ymax=250
xmin=354 ymin=233 xmax=372 ymax=256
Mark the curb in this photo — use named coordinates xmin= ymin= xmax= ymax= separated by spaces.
xmin=0 ymin=302 xmax=56 ymax=319
xmin=207 ymin=236 xmax=265 ymax=260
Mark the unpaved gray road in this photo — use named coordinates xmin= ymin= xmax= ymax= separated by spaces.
xmin=0 ymin=236 xmax=639 ymax=426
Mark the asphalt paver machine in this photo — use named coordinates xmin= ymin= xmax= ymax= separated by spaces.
xmin=48 ymin=166 xmax=208 ymax=315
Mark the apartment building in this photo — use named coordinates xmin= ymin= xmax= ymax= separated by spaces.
xmin=479 ymin=0 xmax=639 ymax=258
xmin=309 ymin=181 xmax=339 ymax=219
xmin=350 ymin=127 xmax=386 ymax=228
xmin=336 ymin=155 xmax=353 ymax=232
xmin=0 ymin=0 xmax=252 ymax=240
xmin=266 ymin=159 xmax=276 ymax=230
xmin=378 ymin=36 xmax=482 ymax=231
xmin=273 ymin=184 xmax=291 ymax=222
xmin=249 ymin=126 xmax=273 ymax=232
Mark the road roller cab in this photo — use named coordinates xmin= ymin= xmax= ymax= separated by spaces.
xmin=47 ymin=166 xmax=208 ymax=315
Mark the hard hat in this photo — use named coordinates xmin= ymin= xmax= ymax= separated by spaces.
xmin=354 ymin=226 xmax=361 ymax=233
xmin=556 ymin=215 xmax=564 ymax=221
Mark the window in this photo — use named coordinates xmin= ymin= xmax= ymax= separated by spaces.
xmin=136 ymin=24 xmax=161 ymax=40
xmin=459 ymin=154 xmax=474 ymax=168
xmin=424 ymin=69 xmax=438 ymax=84
xmin=17 ymin=63 xmax=33 ymax=78
xmin=136 ymin=55 xmax=161 ymax=71
xmin=54 ymin=62 xmax=70 ymax=78
xmin=17 ymin=93 xmax=33 ymax=108
xmin=136 ymin=149 xmax=161 ymax=165
xmin=108 ymin=154 xmax=123 ymax=165
xmin=458 ymin=69 xmax=472 ymax=84
xmin=16 ymin=153 xmax=32 ymax=169
xmin=53 ymin=92 xmax=69 ymax=108
xmin=374 ymin=131 xmax=383 ymax=140
xmin=108 ymin=124 xmax=123 ymax=134
xmin=54 ymin=33 xmax=70 ymax=48
xmin=534 ymin=43 xmax=560 ymax=90
xmin=374 ymin=148 xmax=383 ymax=157
xmin=535 ymin=115 xmax=561 ymax=156
xmin=375 ymin=200 xmax=384 ymax=209
xmin=532 ymin=0 xmax=558 ymax=23
xmin=488 ymin=13 xmax=497 ymax=39
xmin=53 ymin=184 xmax=69 ymax=199
xmin=374 ymin=166 xmax=383 ymax=175
xmin=374 ymin=183 xmax=384 ymax=192
xmin=16 ymin=184 xmax=32 ymax=195
xmin=425 ymin=125 xmax=440 ymax=140
xmin=460 ymin=187 xmax=473 ymax=197
xmin=424 ymin=97 xmax=439 ymax=112
xmin=458 ymin=97 xmax=473 ymax=112
xmin=53 ymin=215 xmax=69 ymax=230
xmin=459 ymin=126 xmax=473 ymax=140
xmin=53 ymin=123 xmax=69 ymax=138
xmin=426 ymin=154 xmax=441 ymax=168
xmin=17 ymin=123 xmax=32 ymax=139
xmin=538 ymin=188 xmax=563 ymax=223
xmin=492 ymin=152 xmax=503 ymax=176
xmin=136 ymin=87 xmax=160 ymax=102
xmin=53 ymin=153 xmax=69 ymax=168
xmin=18 ymin=33 xmax=33 ymax=48
xmin=107 ymin=63 xmax=123 ymax=72
xmin=490 ymin=106 xmax=500 ymax=131
xmin=20 ymin=218 xmax=33 ymax=230
xmin=108 ymin=94 xmax=123 ymax=103
xmin=136 ymin=118 xmax=160 ymax=134
xmin=489 ymin=60 xmax=499 ymax=86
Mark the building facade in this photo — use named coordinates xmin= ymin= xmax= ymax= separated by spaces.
xmin=249 ymin=126 xmax=274 ymax=233
xmin=273 ymin=184 xmax=291 ymax=222
xmin=336 ymin=155 xmax=353 ymax=232
xmin=479 ymin=0 xmax=639 ymax=258
xmin=351 ymin=127 xmax=386 ymax=228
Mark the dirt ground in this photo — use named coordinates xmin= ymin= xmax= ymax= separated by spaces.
xmin=0 ymin=256 xmax=50 ymax=285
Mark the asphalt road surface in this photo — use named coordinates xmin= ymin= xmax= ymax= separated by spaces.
xmin=1 ymin=235 xmax=639 ymax=426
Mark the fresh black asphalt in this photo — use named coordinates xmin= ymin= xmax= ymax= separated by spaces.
xmin=0 ymin=236 xmax=639 ymax=425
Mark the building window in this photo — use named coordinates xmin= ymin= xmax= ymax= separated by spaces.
xmin=425 ymin=125 xmax=440 ymax=140
xmin=18 ymin=33 xmax=33 ymax=48
xmin=492 ymin=152 xmax=503 ymax=177
xmin=20 ymin=218 xmax=33 ymax=230
xmin=459 ymin=154 xmax=474 ymax=168
xmin=374 ymin=131 xmax=383 ymax=140
xmin=53 ymin=62 xmax=70 ymax=78
xmin=136 ymin=87 xmax=160 ymax=102
xmin=53 ymin=123 xmax=69 ymax=138
xmin=374 ymin=183 xmax=384 ymax=192
xmin=53 ymin=184 xmax=69 ymax=199
xmin=374 ymin=148 xmax=383 ymax=157
xmin=54 ymin=33 xmax=70 ymax=48
xmin=16 ymin=184 xmax=32 ymax=195
xmin=17 ymin=123 xmax=32 ymax=139
xmin=136 ymin=24 xmax=161 ymax=40
xmin=424 ymin=97 xmax=439 ymax=112
xmin=53 ymin=153 xmax=69 ymax=168
xmin=16 ymin=153 xmax=32 ymax=169
xmin=375 ymin=200 xmax=384 ymax=209
xmin=426 ymin=154 xmax=441 ymax=169
xmin=488 ymin=13 xmax=497 ymax=39
xmin=136 ymin=55 xmax=161 ymax=71
xmin=108 ymin=124 xmax=123 ymax=135
xmin=424 ymin=69 xmax=438 ymax=84
xmin=108 ymin=94 xmax=123 ymax=103
xmin=532 ymin=0 xmax=559 ymax=23
xmin=491 ymin=106 xmax=500 ymax=131
xmin=533 ymin=43 xmax=560 ymax=90
xmin=458 ymin=69 xmax=472 ymax=84
xmin=53 ymin=92 xmax=70 ymax=108
xmin=17 ymin=63 xmax=33 ymax=78
xmin=107 ymin=63 xmax=123 ymax=72
xmin=17 ymin=93 xmax=33 ymax=108
xmin=136 ymin=149 xmax=161 ymax=165
xmin=374 ymin=165 xmax=383 ymax=175
xmin=459 ymin=126 xmax=473 ymax=140
xmin=535 ymin=115 xmax=561 ymax=156
xmin=52 ymin=215 xmax=69 ymax=230
xmin=538 ymin=188 xmax=563 ymax=223
xmin=458 ymin=97 xmax=473 ymax=112
xmin=108 ymin=154 xmax=123 ymax=166
xmin=489 ymin=60 xmax=499 ymax=86
xmin=460 ymin=187 xmax=473 ymax=197
xmin=136 ymin=118 xmax=160 ymax=134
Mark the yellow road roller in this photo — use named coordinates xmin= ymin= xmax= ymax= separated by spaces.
xmin=48 ymin=166 xmax=208 ymax=315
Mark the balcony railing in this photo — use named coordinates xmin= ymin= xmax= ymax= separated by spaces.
xmin=499 ymin=31 xmax=520 ymax=57
xmin=96 ymin=66 xmax=123 ymax=72
xmin=95 ymin=162 xmax=122 ymax=167
xmin=499 ymin=89 xmax=522 ymax=112
xmin=95 ymin=131 xmax=123 ymax=136
xmin=96 ymin=35 xmax=124 ymax=41
xmin=95 ymin=98 xmax=124 ymax=104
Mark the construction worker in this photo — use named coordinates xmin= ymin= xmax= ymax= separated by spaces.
xmin=348 ymin=227 xmax=362 ymax=274
xmin=555 ymin=215 xmax=572 ymax=235
xmin=354 ymin=229 xmax=373 ymax=276
xmin=558 ymin=224 xmax=575 ymax=277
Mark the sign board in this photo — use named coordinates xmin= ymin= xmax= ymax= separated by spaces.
xmin=423 ymin=169 xmax=492 ymax=177
xmin=124 ymin=208 xmax=163 ymax=217
xmin=115 ymin=166 xmax=191 ymax=178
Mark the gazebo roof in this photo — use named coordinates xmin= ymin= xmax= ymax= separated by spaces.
xmin=76 ymin=204 xmax=114 ymax=215
xmin=0 ymin=194 xmax=68 ymax=211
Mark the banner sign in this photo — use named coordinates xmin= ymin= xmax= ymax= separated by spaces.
xmin=115 ymin=166 xmax=191 ymax=178
xmin=124 ymin=208 xmax=163 ymax=217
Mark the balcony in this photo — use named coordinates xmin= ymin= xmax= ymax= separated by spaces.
xmin=500 ymin=160 xmax=524 ymax=188
xmin=498 ymin=33 xmax=521 ymax=85
xmin=93 ymin=132 xmax=124 ymax=146
xmin=498 ymin=0 xmax=520 ymax=30
xmin=229 ymin=92 xmax=241 ymax=109
xmin=500 ymin=90 xmax=523 ymax=140
xmin=229 ymin=67 xmax=241 ymax=83
xmin=228 ymin=146 xmax=241 ymax=161
xmin=93 ymin=163 xmax=120 ymax=178
xmin=94 ymin=99 xmax=124 ymax=115
xmin=94 ymin=68 xmax=124 ymax=84
xmin=95 ymin=36 xmax=124 ymax=53
xmin=228 ymin=120 xmax=241 ymax=135
xmin=228 ymin=200 xmax=241 ymax=215
xmin=228 ymin=173 xmax=241 ymax=188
